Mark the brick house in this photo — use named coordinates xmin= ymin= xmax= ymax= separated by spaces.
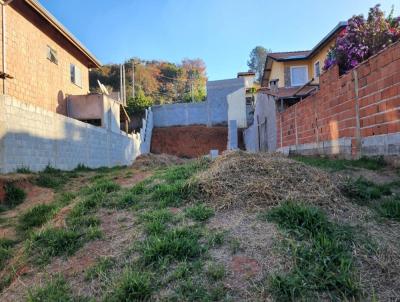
xmin=0 ymin=0 xmax=101 ymax=115
xmin=261 ymin=22 xmax=347 ymax=108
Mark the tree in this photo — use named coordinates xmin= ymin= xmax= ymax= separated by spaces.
xmin=126 ymin=88 xmax=153 ymax=116
xmin=247 ymin=46 xmax=269 ymax=82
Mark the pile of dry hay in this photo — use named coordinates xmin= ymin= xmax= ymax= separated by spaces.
xmin=133 ymin=153 xmax=188 ymax=170
xmin=195 ymin=151 xmax=344 ymax=210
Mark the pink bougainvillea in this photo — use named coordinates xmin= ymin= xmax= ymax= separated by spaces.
xmin=324 ymin=5 xmax=400 ymax=74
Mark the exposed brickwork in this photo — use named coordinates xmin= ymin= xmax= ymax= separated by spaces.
xmin=277 ymin=41 xmax=400 ymax=157
xmin=0 ymin=1 xmax=91 ymax=115
xmin=151 ymin=126 xmax=228 ymax=158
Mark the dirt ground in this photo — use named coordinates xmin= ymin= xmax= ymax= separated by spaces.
xmin=0 ymin=153 xmax=399 ymax=301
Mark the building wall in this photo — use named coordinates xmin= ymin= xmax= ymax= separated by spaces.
xmin=277 ymin=41 xmax=400 ymax=158
xmin=227 ymin=87 xmax=247 ymax=128
xmin=244 ymin=93 xmax=277 ymax=152
xmin=309 ymin=42 xmax=334 ymax=83
xmin=0 ymin=95 xmax=153 ymax=173
xmin=1 ymin=2 xmax=91 ymax=115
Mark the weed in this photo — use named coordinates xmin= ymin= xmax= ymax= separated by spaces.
xmin=26 ymin=275 xmax=73 ymax=302
xmin=228 ymin=237 xmax=241 ymax=254
xmin=140 ymin=227 xmax=203 ymax=264
xmin=342 ymin=177 xmax=392 ymax=203
xmin=185 ymin=204 xmax=214 ymax=222
xmin=56 ymin=192 xmax=76 ymax=207
xmin=36 ymin=167 xmax=69 ymax=189
xmin=115 ymin=190 xmax=139 ymax=209
xmin=152 ymin=181 xmax=189 ymax=207
xmin=16 ymin=167 xmax=31 ymax=174
xmin=292 ymin=155 xmax=386 ymax=171
xmin=18 ymin=204 xmax=55 ymax=232
xmin=85 ymin=257 xmax=115 ymax=281
xmin=141 ymin=209 xmax=173 ymax=235
xmin=0 ymin=238 xmax=16 ymax=270
xmin=265 ymin=201 xmax=359 ymax=301
xmin=74 ymin=163 xmax=93 ymax=172
xmin=27 ymin=227 xmax=82 ymax=265
xmin=376 ymin=196 xmax=400 ymax=221
xmin=206 ymin=263 xmax=225 ymax=281
xmin=206 ymin=231 xmax=225 ymax=248
xmin=86 ymin=179 xmax=120 ymax=195
xmin=105 ymin=269 xmax=153 ymax=301
xmin=4 ymin=183 xmax=26 ymax=208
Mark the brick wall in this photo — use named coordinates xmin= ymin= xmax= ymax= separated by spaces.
xmin=0 ymin=1 xmax=91 ymax=115
xmin=277 ymin=41 xmax=400 ymax=157
xmin=0 ymin=95 xmax=153 ymax=173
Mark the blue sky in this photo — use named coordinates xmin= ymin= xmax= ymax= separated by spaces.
xmin=40 ymin=0 xmax=399 ymax=80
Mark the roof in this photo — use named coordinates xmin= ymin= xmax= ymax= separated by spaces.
xmin=260 ymin=86 xmax=316 ymax=99
xmin=16 ymin=0 xmax=102 ymax=68
xmin=261 ymin=22 xmax=347 ymax=86
xmin=237 ymin=71 xmax=256 ymax=77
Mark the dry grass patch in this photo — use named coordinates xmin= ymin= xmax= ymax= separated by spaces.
xmin=196 ymin=151 xmax=342 ymax=210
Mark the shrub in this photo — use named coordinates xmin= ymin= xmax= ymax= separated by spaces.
xmin=324 ymin=5 xmax=400 ymax=74
xmin=4 ymin=184 xmax=26 ymax=208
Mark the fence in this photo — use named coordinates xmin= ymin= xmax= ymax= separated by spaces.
xmin=277 ymin=41 xmax=400 ymax=158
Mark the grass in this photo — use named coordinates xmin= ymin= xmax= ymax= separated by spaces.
xmin=185 ymin=204 xmax=214 ymax=222
xmin=85 ymin=257 xmax=115 ymax=281
xmin=16 ymin=167 xmax=32 ymax=174
xmin=0 ymin=238 xmax=16 ymax=270
xmin=27 ymin=227 xmax=83 ymax=265
xmin=376 ymin=196 xmax=400 ymax=221
xmin=4 ymin=183 xmax=26 ymax=208
xmin=26 ymin=275 xmax=90 ymax=302
xmin=262 ymin=201 xmax=359 ymax=301
xmin=105 ymin=269 xmax=153 ymax=302
xmin=341 ymin=177 xmax=392 ymax=203
xmin=292 ymin=155 xmax=386 ymax=171
xmin=206 ymin=263 xmax=225 ymax=281
xmin=140 ymin=227 xmax=204 ymax=265
xmin=140 ymin=209 xmax=174 ymax=235
xmin=17 ymin=204 xmax=55 ymax=232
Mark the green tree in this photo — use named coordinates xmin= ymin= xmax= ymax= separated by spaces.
xmin=247 ymin=46 xmax=270 ymax=83
xmin=126 ymin=89 xmax=153 ymax=116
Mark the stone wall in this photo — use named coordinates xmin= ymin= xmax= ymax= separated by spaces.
xmin=0 ymin=95 xmax=153 ymax=173
xmin=277 ymin=41 xmax=400 ymax=158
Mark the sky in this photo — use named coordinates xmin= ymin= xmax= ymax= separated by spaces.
xmin=39 ymin=0 xmax=399 ymax=81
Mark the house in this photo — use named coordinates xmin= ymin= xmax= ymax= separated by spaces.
xmin=261 ymin=22 xmax=347 ymax=109
xmin=0 ymin=0 xmax=101 ymax=115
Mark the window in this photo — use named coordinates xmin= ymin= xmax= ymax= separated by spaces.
xmin=314 ymin=61 xmax=321 ymax=78
xmin=46 ymin=46 xmax=58 ymax=64
xmin=70 ymin=64 xmax=82 ymax=87
xmin=290 ymin=66 xmax=308 ymax=86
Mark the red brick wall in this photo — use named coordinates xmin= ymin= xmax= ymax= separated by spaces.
xmin=151 ymin=126 xmax=228 ymax=158
xmin=277 ymin=41 xmax=400 ymax=156
xmin=1 ymin=1 xmax=91 ymax=115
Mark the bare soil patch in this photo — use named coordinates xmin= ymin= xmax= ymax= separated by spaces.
xmin=113 ymin=170 xmax=152 ymax=188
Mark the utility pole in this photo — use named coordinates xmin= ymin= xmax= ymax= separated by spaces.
xmin=132 ymin=60 xmax=135 ymax=99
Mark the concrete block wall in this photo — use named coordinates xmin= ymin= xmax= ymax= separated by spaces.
xmin=152 ymin=78 xmax=246 ymax=128
xmin=0 ymin=95 xmax=152 ymax=173
xmin=277 ymin=41 xmax=400 ymax=158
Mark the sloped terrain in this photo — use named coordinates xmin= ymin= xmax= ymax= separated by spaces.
xmin=0 ymin=152 xmax=399 ymax=301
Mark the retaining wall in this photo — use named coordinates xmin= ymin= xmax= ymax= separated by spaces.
xmin=0 ymin=95 xmax=153 ymax=173
xmin=277 ymin=41 xmax=400 ymax=158
xmin=151 ymin=126 xmax=228 ymax=158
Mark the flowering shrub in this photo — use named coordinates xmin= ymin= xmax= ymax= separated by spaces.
xmin=324 ymin=5 xmax=400 ymax=74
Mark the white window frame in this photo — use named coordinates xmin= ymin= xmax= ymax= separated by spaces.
xmin=70 ymin=63 xmax=82 ymax=88
xmin=46 ymin=45 xmax=58 ymax=65
xmin=314 ymin=60 xmax=321 ymax=78
xmin=290 ymin=65 xmax=309 ymax=86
